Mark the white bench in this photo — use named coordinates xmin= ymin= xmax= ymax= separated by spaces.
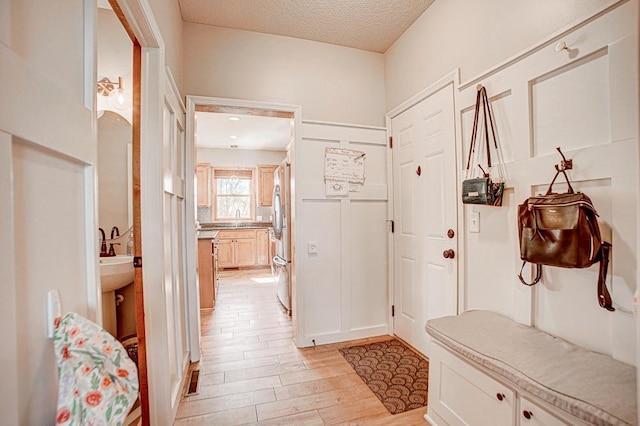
xmin=425 ymin=310 xmax=636 ymax=425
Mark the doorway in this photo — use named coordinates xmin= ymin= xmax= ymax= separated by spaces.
xmin=185 ymin=96 xmax=302 ymax=360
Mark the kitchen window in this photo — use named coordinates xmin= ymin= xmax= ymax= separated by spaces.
xmin=213 ymin=168 xmax=254 ymax=220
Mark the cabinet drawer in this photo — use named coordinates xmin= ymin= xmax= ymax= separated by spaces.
xmin=217 ymin=229 xmax=256 ymax=240
xmin=428 ymin=342 xmax=514 ymax=426
xmin=519 ymin=396 xmax=572 ymax=426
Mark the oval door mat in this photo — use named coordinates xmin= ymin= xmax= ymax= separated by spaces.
xmin=339 ymin=339 xmax=429 ymax=414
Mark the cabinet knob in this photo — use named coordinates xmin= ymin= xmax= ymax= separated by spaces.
xmin=496 ymin=392 xmax=505 ymax=401
xmin=443 ymin=249 xmax=455 ymax=259
xmin=523 ymin=410 xmax=533 ymax=419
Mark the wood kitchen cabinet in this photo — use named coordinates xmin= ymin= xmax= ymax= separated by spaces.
xmin=256 ymin=229 xmax=270 ymax=266
xmin=197 ymin=238 xmax=215 ymax=308
xmin=218 ymin=229 xmax=257 ymax=268
xmin=196 ymin=163 xmax=211 ymax=207
xmin=257 ymin=165 xmax=277 ymax=207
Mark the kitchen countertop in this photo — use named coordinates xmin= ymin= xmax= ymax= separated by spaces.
xmin=197 ymin=230 xmax=219 ymax=240
xmin=198 ymin=222 xmax=272 ymax=231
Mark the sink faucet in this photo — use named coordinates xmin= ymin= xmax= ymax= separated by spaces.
xmin=98 ymin=228 xmax=108 ymax=257
xmin=111 ymin=226 xmax=120 ymax=239
xmin=235 ymin=209 xmax=240 ymax=228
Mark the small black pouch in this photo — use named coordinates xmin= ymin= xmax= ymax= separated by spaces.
xmin=462 ymin=177 xmax=491 ymax=204
xmin=462 ymin=177 xmax=505 ymax=206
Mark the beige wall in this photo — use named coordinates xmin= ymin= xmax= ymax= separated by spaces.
xmin=183 ymin=23 xmax=386 ymax=126
xmin=148 ymin=0 xmax=184 ymax=94
xmin=384 ymin=0 xmax=605 ymax=111
xmin=98 ymin=7 xmax=133 ymax=123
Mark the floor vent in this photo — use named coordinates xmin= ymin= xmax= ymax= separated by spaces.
xmin=185 ymin=369 xmax=200 ymax=396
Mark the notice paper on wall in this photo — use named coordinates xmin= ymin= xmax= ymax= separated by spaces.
xmin=324 ymin=147 xmax=365 ymax=196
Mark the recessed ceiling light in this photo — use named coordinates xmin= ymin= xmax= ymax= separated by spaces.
xmin=230 ymin=144 xmax=239 ymax=149
xmin=229 ymin=116 xmax=241 ymax=121
xmin=230 ymin=135 xmax=238 ymax=139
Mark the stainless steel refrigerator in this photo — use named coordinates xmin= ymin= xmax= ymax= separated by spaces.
xmin=272 ymin=160 xmax=291 ymax=315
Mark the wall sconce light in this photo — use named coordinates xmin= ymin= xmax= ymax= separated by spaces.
xmin=97 ymin=77 xmax=130 ymax=110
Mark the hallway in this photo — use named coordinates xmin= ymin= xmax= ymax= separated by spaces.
xmin=174 ymin=269 xmax=427 ymax=425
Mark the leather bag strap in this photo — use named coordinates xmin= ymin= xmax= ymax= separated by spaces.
xmin=517 ymin=261 xmax=542 ymax=286
xmin=465 ymin=88 xmax=483 ymax=172
xmin=598 ymin=242 xmax=614 ymax=311
xmin=545 ymin=166 xmax=575 ymax=195
xmin=480 ymin=87 xmax=492 ymax=168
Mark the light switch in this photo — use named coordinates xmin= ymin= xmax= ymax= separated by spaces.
xmin=308 ymin=242 xmax=318 ymax=254
xmin=469 ymin=212 xmax=480 ymax=233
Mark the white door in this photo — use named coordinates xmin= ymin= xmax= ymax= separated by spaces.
xmin=161 ymin=75 xmax=189 ymax=408
xmin=391 ymin=83 xmax=458 ymax=356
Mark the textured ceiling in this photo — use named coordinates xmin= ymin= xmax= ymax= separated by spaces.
xmin=178 ymin=0 xmax=435 ymax=53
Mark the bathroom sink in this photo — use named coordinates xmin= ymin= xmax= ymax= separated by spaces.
xmin=99 ymin=255 xmax=134 ymax=292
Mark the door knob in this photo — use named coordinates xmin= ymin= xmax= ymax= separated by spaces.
xmin=447 ymin=229 xmax=455 ymax=239
xmin=443 ymin=249 xmax=455 ymax=259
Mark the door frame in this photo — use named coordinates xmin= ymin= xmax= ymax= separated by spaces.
xmin=185 ymin=95 xmax=303 ymax=358
xmin=385 ymin=69 xmax=462 ymax=336
xmin=108 ymin=0 xmax=176 ymax=423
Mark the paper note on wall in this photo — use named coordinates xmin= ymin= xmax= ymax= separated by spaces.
xmin=325 ymin=147 xmax=365 ymax=195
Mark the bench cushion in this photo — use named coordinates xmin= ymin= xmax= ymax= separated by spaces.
xmin=426 ymin=310 xmax=636 ymax=426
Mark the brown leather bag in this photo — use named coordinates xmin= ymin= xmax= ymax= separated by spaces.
xmin=517 ymin=165 xmax=614 ymax=311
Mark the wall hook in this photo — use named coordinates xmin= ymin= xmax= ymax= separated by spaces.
xmin=416 ymin=165 xmax=421 ymax=176
xmin=555 ymin=147 xmax=573 ymax=170
xmin=555 ymin=41 xmax=569 ymax=52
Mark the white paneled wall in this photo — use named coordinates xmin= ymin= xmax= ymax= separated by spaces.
xmin=458 ymin=1 xmax=638 ymax=365
xmin=296 ymin=121 xmax=388 ymax=346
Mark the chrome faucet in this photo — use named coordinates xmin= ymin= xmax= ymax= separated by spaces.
xmin=235 ymin=209 xmax=240 ymax=228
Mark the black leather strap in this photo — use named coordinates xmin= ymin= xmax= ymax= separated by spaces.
xmin=598 ymin=242 xmax=614 ymax=311
xmin=465 ymin=88 xmax=482 ymax=171
xmin=518 ymin=246 xmax=614 ymax=312
xmin=480 ymin=87 xmax=492 ymax=168
xmin=517 ymin=261 xmax=542 ymax=286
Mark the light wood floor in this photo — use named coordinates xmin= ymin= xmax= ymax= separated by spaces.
xmin=174 ymin=268 xmax=427 ymax=425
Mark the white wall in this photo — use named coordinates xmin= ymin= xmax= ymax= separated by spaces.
xmin=0 ymin=1 xmax=97 ymax=424
xmin=388 ymin=0 xmax=638 ymax=365
xmin=296 ymin=122 xmax=389 ymax=346
xmin=384 ymin=0 xmax=605 ymax=111
xmin=182 ymin=30 xmax=388 ymax=346
xmin=197 ymin=147 xmax=286 ymax=168
xmin=182 ymin=23 xmax=386 ymax=127
xmin=148 ymin=0 xmax=184 ymax=94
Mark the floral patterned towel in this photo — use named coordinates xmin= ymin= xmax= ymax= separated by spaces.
xmin=53 ymin=312 xmax=139 ymax=425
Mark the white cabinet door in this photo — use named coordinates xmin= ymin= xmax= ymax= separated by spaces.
xmin=428 ymin=342 xmax=514 ymax=426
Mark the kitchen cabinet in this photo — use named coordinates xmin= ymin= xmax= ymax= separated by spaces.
xmin=218 ymin=229 xmax=257 ymax=268
xmin=196 ymin=163 xmax=211 ymax=207
xmin=257 ymin=165 xmax=277 ymax=207
xmin=426 ymin=341 xmax=588 ymax=426
xmin=197 ymin=238 xmax=216 ymax=309
xmin=256 ymin=229 xmax=270 ymax=266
